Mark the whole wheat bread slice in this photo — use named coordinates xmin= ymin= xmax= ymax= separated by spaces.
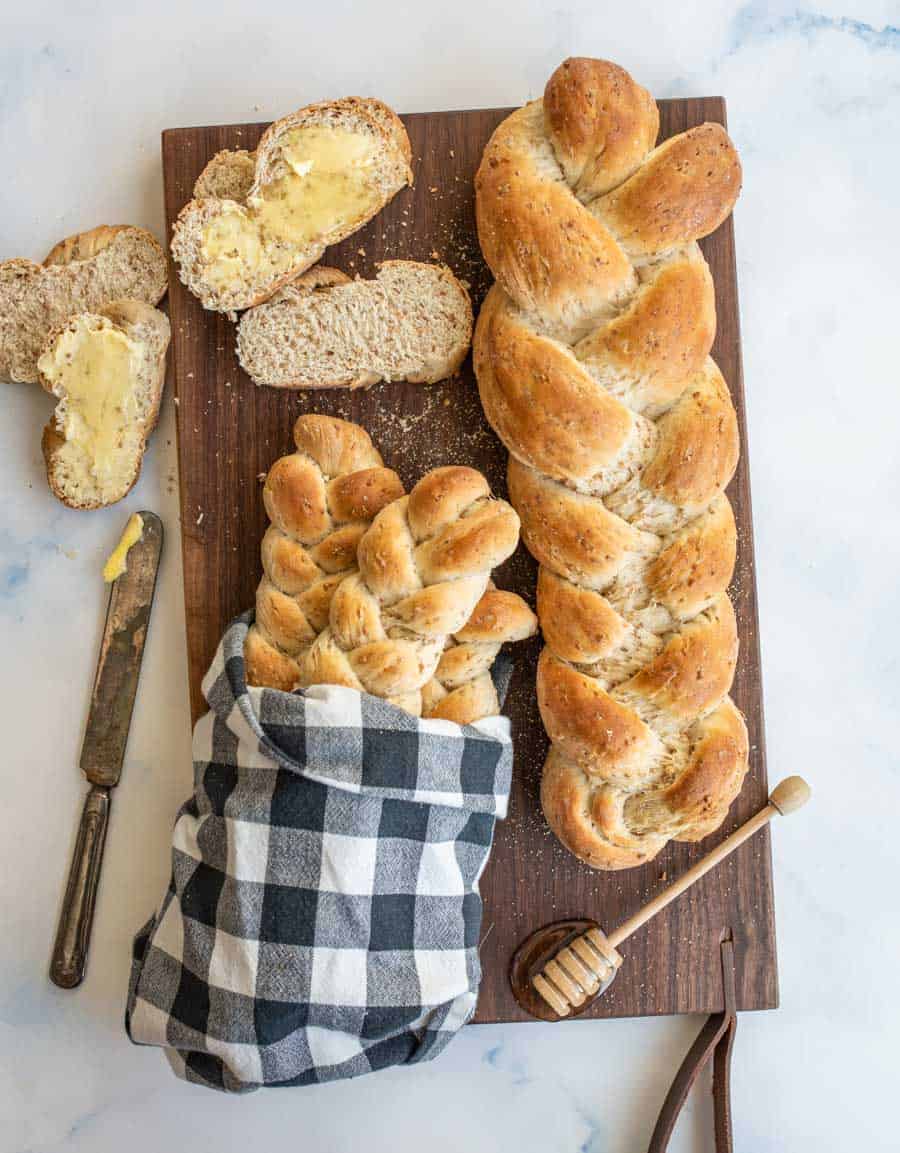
xmin=0 ymin=225 xmax=167 ymax=384
xmin=236 ymin=261 xmax=473 ymax=388
xmin=172 ymin=97 xmax=413 ymax=314
xmin=39 ymin=300 xmax=170 ymax=509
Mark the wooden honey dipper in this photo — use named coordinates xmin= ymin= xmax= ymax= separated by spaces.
xmin=510 ymin=776 xmax=811 ymax=1020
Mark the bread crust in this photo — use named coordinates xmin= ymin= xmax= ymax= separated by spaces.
xmin=1 ymin=226 xmax=167 ymax=384
xmin=172 ymin=98 xmax=413 ymax=313
xmin=39 ymin=299 xmax=170 ymax=509
xmin=473 ymin=57 xmax=747 ymax=868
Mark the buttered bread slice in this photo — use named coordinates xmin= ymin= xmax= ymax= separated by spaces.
xmin=172 ymin=98 xmax=413 ymax=313
xmin=38 ymin=301 xmax=170 ymax=509
xmin=237 ymin=262 xmax=472 ymax=388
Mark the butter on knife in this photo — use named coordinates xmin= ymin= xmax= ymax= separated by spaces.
xmin=103 ymin=513 xmax=145 ymax=582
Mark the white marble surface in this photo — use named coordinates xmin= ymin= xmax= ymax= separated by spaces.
xmin=2 ymin=2 xmax=897 ymax=1149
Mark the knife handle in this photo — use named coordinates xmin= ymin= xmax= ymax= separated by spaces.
xmin=50 ymin=785 xmax=110 ymax=989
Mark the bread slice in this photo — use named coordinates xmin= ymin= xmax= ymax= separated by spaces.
xmin=38 ymin=300 xmax=170 ymax=509
xmin=237 ymin=261 xmax=472 ymax=388
xmin=172 ymin=97 xmax=413 ymax=314
xmin=0 ymin=225 xmax=167 ymax=384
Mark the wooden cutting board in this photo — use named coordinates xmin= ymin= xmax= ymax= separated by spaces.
xmin=161 ymin=98 xmax=777 ymax=1023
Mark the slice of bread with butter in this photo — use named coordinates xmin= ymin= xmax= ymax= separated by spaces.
xmin=38 ymin=301 xmax=170 ymax=509
xmin=0 ymin=225 xmax=167 ymax=384
xmin=172 ymin=98 xmax=413 ymax=314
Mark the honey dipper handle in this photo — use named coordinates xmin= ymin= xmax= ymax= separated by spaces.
xmin=607 ymin=777 xmax=811 ymax=950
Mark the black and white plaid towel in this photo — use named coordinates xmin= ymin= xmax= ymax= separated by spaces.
xmin=126 ymin=612 xmax=513 ymax=1093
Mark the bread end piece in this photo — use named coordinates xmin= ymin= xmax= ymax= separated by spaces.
xmin=193 ymin=150 xmax=257 ymax=202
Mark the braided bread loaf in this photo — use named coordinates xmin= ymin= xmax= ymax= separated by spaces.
xmin=473 ymin=58 xmax=749 ymax=869
xmin=245 ymin=415 xmax=404 ymax=691
xmin=299 ymin=465 xmax=521 ymax=709
xmin=245 ymin=414 xmax=531 ymax=721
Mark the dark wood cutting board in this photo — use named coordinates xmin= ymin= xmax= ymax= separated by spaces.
xmin=161 ymin=98 xmax=777 ymax=1022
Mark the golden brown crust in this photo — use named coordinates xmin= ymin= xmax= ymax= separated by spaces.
xmin=414 ymin=499 xmax=521 ymax=585
xmin=536 ymin=566 xmax=626 ymax=663
xmin=454 ymin=588 xmax=537 ymax=644
xmin=43 ymin=225 xmax=127 ymax=267
xmin=293 ymin=411 xmax=386 ymax=476
xmin=508 ymin=456 xmax=645 ymax=589
xmin=574 ymin=248 xmax=716 ymax=403
xmin=648 ymin=495 xmax=737 ymax=619
xmin=666 ymin=699 xmax=749 ymax=841
xmin=641 ymin=360 xmax=740 ymax=508
xmin=595 ymin=125 xmax=743 ymax=257
xmin=423 ymin=674 xmax=500 ymax=725
xmin=543 ymin=58 xmax=659 ymax=198
xmin=245 ymin=624 xmax=301 ymax=692
xmin=540 ymin=747 xmax=665 ymax=870
xmin=475 ymin=287 xmax=633 ymax=483
xmin=537 ymin=649 xmax=657 ymax=784
xmin=623 ymin=594 xmax=738 ymax=720
xmin=406 ymin=467 xmax=490 ymax=539
xmin=473 ymin=57 xmax=747 ymax=869
xmin=420 ymin=585 xmax=537 ymax=723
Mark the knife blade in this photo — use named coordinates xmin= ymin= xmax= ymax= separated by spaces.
xmin=50 ymin=511 xmax=163 ymax=988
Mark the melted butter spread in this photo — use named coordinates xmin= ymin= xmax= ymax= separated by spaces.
xmin=38 ymin=317 xmax=143 ymax=496
xmin=103 ymin=512 xmax=144 ymax=582
xmin=200 ymin=126 xmax=380 ymax=289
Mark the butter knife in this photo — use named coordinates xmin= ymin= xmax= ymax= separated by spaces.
xmin=50 ymin=511 xmax=163 ymax=989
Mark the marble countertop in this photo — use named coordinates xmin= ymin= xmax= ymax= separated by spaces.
xmin=2 ymin=2 xmax=897 ymax=1149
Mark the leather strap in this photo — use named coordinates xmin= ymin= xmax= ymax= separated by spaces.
xmin=647 ymin=935 xmax=737 ymax=1153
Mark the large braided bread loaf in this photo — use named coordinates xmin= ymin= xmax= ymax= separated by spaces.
xmin=473 ymin=58 xmax=749 ymax=869
xmin=245 ymin=415 xmax=532 ymax=720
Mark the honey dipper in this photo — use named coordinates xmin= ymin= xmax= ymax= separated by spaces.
xmin=509 ymin=776 xmax=811 ymax=1020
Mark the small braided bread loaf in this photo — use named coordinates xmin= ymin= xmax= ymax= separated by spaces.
xmin=245 ymin=414 xmax=530 ymax=722
xmin=474 ymin=58 xmax=749 ymax=869
xmin=245 ymin=415 xmax=404 ymax=692
xmin=298 ymin=466 xmax=521 ymax=710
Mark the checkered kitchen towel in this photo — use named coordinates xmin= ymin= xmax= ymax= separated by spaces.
xmin=126 ymin=612 xmax=513 ymax=1092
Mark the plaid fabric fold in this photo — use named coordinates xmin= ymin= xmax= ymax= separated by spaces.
xmin=126 ymin=612 xmax=513 ymax=1092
